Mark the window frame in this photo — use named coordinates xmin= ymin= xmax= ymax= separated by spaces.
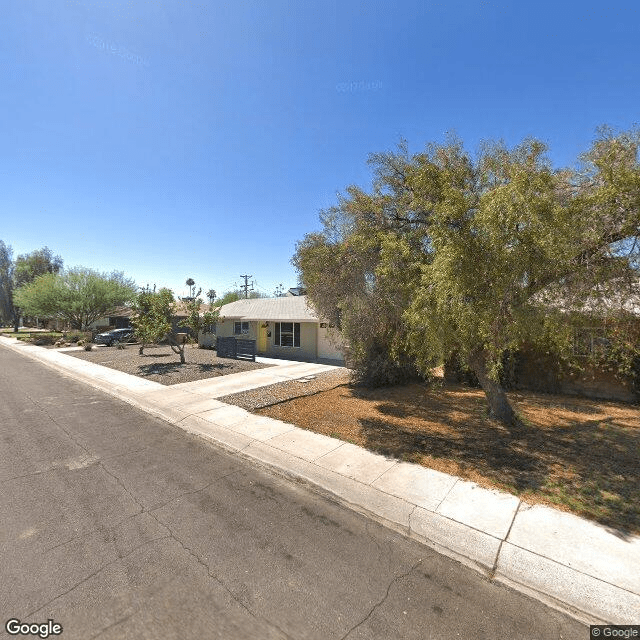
xmin=234 ymin=321 xmax=249 ymax=335
xmin=275 ymin=322 xmax=300 ymax=347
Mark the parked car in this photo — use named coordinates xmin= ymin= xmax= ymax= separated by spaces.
xmin=94 ymin=328 xmax=136 ymax=346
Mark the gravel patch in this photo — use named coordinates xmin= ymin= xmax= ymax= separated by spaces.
xmin=217 ymin=368 xmax=352 ymax=410
xmin=67 ymin=344 xmax=272 ymax=385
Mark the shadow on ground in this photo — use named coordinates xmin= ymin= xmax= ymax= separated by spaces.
xmin=137 ymin=362 xmax=232 ymax=376
xmin=261 ymin=381 xmax=640 ymax=538
xmin=353 ymin=384 xmax=639 ymax=538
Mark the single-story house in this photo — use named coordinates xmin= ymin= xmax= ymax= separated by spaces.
xmin=205 ymin=296 xmax=345 ymax=364
xmin=499 ymin=286 xmax=640 ymax=403
xmin=89 ymin=301 xmax=213 ymax=336
xmin=88 ymin=306 xmax=134 ymax=332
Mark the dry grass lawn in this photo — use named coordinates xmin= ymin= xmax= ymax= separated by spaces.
xmin=257 ymin=381 xmax=640 ymax=536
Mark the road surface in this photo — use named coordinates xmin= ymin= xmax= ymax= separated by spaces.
xmin=0 ymin=345 xmax=587 ymax=639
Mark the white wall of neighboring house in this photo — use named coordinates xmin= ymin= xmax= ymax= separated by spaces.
xmin=317 ymin=325 xmax=344 ymax=361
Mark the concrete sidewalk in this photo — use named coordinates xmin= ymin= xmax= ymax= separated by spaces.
xmin=2 ymin=335 xmax=638 ymax=625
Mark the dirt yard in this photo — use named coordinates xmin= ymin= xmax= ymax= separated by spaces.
xmin=68 ymin=344 xmax=271 ymax=385
xmin=257 ymin=381 xmax=640 ymax=535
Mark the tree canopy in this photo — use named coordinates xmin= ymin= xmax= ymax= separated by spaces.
xmin=13 ymin=267 xmax=137 ymax=330
xmin=14 ymin=246 xmax=63 ymax=288
xmin=130 ymin=287 xmax=176 ymax=356
xmin=293 ymin=127 xmax=640 ymax=425
xmin=130 ymin=287 xmax=221 ymax=363
xmin=0 ymin=241 xmax=14 ymax=325
xmin=216 ymin=289 xmax=267 ymax=306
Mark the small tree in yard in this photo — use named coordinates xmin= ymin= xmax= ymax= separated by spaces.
xmin=131 ymin=289 xmax=169 ymax=355
xmin=131 ymin=288 xmax=220 ymax=363
xmin=130 ymin=288 xmax=177 ymax=357
xmin=178 ymin=288 xmax=221 ymax=346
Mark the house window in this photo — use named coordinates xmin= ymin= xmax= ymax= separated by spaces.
xmin=234 ymin=321 xmax=249 ymax=335
xmin=573 ymin=328 xmax=610 ymax=357
xmin=275 ymin=322 xmax=300 ymax=347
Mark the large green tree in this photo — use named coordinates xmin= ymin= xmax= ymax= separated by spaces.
xmin=293 ymin=128 xmax=640 ymax=425
xmin=13 ymin=246 xmax=64 ymax=329
xmin=14 ymin=246 xmax=63 ymax=287
xmin=13 ymin=267 xmax=137 ymax=330
xmin=0 ymin=241 xmax=14 ymax=326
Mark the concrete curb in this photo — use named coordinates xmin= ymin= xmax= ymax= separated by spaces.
xmin=2 ymin=336 xmax=638 ymax=625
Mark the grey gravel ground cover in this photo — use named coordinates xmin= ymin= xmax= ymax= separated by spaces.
xmin=217 ymin=368 xmax=352 ymax=409
xmin=67 ymin=344 xmax=272 ymax=385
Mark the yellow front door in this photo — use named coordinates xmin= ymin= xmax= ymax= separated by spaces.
xmin=258 ymin=325 xmax=267 ymax=352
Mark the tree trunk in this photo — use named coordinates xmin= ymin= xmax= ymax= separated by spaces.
xmin=467 ymin=348 xmax=517 ymax=426
xmin=169 ymin=338 xmax=186 ymax=364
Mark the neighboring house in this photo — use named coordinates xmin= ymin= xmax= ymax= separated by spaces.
xmin=285 ymin=287 xmax=307 ymax=297
xmin=505 ymin=288 xmax=640 ymax=403
xmin=89 ymin=301 xmax=212 ymax=336
xmin=88 ymin=306 xmax=134 ymax=332
xmin=207 ymin=296 xmax=345 ymax=364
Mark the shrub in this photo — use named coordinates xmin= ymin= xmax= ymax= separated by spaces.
xmin=28 ymin=333 xmax=61 ymax=346
xmin=84 ymin=343 xmax=93 ymax=351
xmin=347 ymin=341 xmax=424 ymax=387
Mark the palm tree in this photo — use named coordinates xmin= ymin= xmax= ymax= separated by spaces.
xmin=185 ymin=278 xmax=195 ymax=298
xmin=206 ymin=289 xmax=216 ymax=304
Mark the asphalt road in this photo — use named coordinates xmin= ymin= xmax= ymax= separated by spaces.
xmin=0 ymin=346 xmax=588 ymax=639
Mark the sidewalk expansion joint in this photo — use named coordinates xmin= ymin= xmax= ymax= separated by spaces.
xmin=407 ymin=504 xmax=418 ymax=535
xmin=434 ymin=477 xmax=459 ymax=512
xmin=488 ymin=499 xmax=521 ymax=580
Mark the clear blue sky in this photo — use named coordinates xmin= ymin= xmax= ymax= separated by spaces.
xmin=2 ymin=0 xmax=638 ymax=299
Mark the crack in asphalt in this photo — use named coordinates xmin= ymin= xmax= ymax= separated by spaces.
xmin=21 ymin=389 xmax=95 ymax=459
xmin=95 ymin=460 xmax=293 ymax=638
xmin=26 ymin=535 xmax=171 ymax=619
xmin=4 ymin=447 xmax=152 ymax=483
xmin=9 ymin=384 xmax=289 ymax=638
xmin=143 ymin=509 xmax=296 ymax=640
xmin=87 ymin=612 xmax=135 ymax=640
xmin=146 ymin=469 xmax=243 ymax=513
xmin=42 ymin=510 xmax=150 ymax=553
xmin=338 ymin=559 xmax=423 ymax=640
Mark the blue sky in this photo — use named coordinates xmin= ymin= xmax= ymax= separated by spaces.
xmin=1 ymin=0 xmax=638 ymax=299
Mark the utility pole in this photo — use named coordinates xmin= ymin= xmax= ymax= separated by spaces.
xmin=239 ymin=274 xmax=254 ymax=299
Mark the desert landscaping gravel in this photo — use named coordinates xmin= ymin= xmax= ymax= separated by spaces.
xmin=217 ymin=368 xmax=352 ymax=410
xmin=67 ymin=344 xmax=272 ymax=385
